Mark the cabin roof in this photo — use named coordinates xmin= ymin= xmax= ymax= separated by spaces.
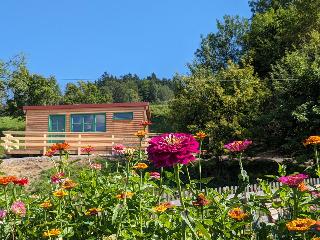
xmin=23 ymin=102 xmax=150 ymax=111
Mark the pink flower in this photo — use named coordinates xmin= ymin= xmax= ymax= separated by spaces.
xmin=0 ymin=210 xmax=6 ymax=220
xmin=13 ymin=178 xmax=29 ymax=186
xmin=51 ymin=172 xmax=65 ymax=184
xmin=278 ymin=173 xmax=308 ymax=188
xmin=224 ymin=140 xmax=252 ymax=152
xmin=11 ymin=201 xmax=26 ymax=217
xmin=310 ymin=190 xmax=320 ymax=198
xmin=90 ymin=163 xmax=102 ymax=170
xmin=113 ymin=144 xmax=126 ymax=155
xmin=147 ymin=133 xmax=199 ymax=168
xmin=149 ymin=172 xmax=161 ymax=180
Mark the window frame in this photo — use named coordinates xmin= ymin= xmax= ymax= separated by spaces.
xmin=113 ymin=112 xmax=134 ymax=120
xmin=70 ymin=113 xmax=106 ymax=132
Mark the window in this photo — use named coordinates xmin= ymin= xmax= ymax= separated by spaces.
xmin=113 ymin=112 xmax=133 ymax=120
xmin=71 ymin=113 xmax=106 ymax=132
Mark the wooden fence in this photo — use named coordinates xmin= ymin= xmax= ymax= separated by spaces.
xmin=1 ymin=131 xmax=159 ymax=155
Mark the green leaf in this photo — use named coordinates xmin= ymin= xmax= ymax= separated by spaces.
xmin=195 ymin=220 xmax=212 ymax=240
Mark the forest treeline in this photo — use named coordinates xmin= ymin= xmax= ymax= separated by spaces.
xmin=0 ymin=0 xmax=319 ymax=156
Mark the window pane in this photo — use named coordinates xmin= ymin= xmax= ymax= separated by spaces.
xmin=96 ymin=114 xmax=106 ymax=132
xmin=113 ymin=112 xmax=133 ymax=120
xmin=72 ymin=123 xmax=82 ymax=132
xmin=84 ymin=123 xmax=94 ymax=132
xmin=51 ymin=122 xmax=58 ymax=131
xmin=72 ymin=115 xmax=82 ymax=124
xmin=84 ymin=115 xmax=94 ymax=124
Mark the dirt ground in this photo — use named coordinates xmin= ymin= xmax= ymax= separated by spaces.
xmin=0 ymin=155 xmax=103 ymax=183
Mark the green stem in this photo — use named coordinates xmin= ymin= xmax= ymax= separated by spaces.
xmin=139 ymin=171 xmax=143 ymax=234
xmin=198 ymin=141 xmax=203 ymax=191
xmin=315 ymin=146 xmax=319 ymax=174
xmin=174 ymin=164 xmax=187 ymax=240
xmin=292 ymin=188 xmax=298 ymax=219
xmin=157 ymin=167 xmax=164 ymax=204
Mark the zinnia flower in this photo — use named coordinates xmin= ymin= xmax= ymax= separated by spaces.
xmin=11 ymin=201 xmax=26 ymax=217
xmin=0 ymin=210 xmax=7 ymax=220
xmin=43 ymin=229 xmax=61 ymax=237
xmin=13 ymin=178 xmax=29 ymax=186
xmin=116 ymin=192 xmax=134 ymax=199
xmin=194 ymin=131 xmax=207 ymax=141
xmin=286 ymin=218 xmax=316 ymax=231
xmin=51 ymin=172 xmax=65 ymax=184
xmin=113 ymin=144 xmax=126 ymax=155
xmin=192 ymin=193 xmax=210 ymax=207
xmin=149 ymin=172 xmax=161 ymax=180
xmin=81 ymin=145 xmax=94 ymax=155
xmin=278 ymin=173 xmax=308 ymax=188
xmin=228 ymin=208 xmax=248 ymax=221
xmin=40 ymin=201 xmax=53 ymax=209
xmin=310 ymin=190 xmax=320 ymax=198
xmin=298 ymin=182 xmax=309 ymax=192
xmin=50 ymin=142 xmax=70 ymax=152
xmin=0 ymin=176 xmax=17 ymax=186
xmin=45 ymin=149 xmax=57 ymax=157
xmin=314 ymin=221 xmax=320 ymax=231
xmin=147 ymin=133 xmax=199 ymax=168
xmin=53 ymin=189 xmax=68 ymax=198
xmin=61 ymin=179 xmax=77 ymax=190
xmin=153 ymin=202 xmax=174 ymax=213
xmin=85 ymin=208 xmax=102 ymax=216
xmin=90 ymin=163 xmax=102 ymax=170
xmin=224 ymin=140 xmax=252 ymax=152
xmin=132 ymin=163 xmax=148 ymax=170
xmin=134 ymin=130 xmax=147 ymax=139
xmin=303 ymin=136 xmax=320 ymax=146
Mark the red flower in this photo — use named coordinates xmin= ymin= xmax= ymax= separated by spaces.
xmin=147 ymin=133 xmax=199 ymax=168
xmin=13 ymin=178 xmax=29 ymax=186
xmin=149 ymin=172 xmax=161 ymax=180
xmin=192 ymin=193 xmax=210 ymax=207
xmin=45 ymin=149 xmax=57 ymax=157
xmin=51 ymin=172 xmax=65 ymax=184
xmin=224 ymin=140 xmax=252 ymax=152
xmin=112 ymin=144 xmax=126 ymax=155
xmin=278 ymin=173 xmax=308 ymax=188
xmin=81 ymin=145 xmax=94 ymax=155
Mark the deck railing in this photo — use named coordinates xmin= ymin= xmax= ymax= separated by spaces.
xmin=1 ymin=131 xmax=159 ymax=155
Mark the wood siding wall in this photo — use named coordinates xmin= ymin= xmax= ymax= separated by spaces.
xmin=24 ymin=106 xmax=148 ymax=153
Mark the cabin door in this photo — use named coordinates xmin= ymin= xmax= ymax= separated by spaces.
xmin=48 ymin=115 xmax=66 ymax=143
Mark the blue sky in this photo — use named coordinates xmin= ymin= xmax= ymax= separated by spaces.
xmin=1 ymin=0 xmax=251 ymax=87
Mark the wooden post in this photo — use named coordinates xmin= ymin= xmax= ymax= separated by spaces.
xmin=43 ymin=134 xmax=47 ymax=155
xmin=78 ymin=134 xmax=81 ymax=156
xmin=111 ymin=135 xmax=114 ymax=155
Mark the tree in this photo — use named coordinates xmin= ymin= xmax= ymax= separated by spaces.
xmin=170 ymin=61 xmax=269 ymax=155
xmin=6 ymin=65 xmax=61 ymax=116
xmin=248 ymin=0 xmax=294 ymax=14
xmin=190 ymin=15 xmax=249 ymax=73
xmin=247 ymin=0 xmax=320 ymax=76
xmin=263 ymin=31 xmax=320 ymax=151
xmin=63 ymin=81 xmax=112 ymax=104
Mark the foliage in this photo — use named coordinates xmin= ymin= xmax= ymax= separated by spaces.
xmin=261 ymin=31 xmax=320 ymax=151
xmin=6 ymin=65 xmax=61 ymax=116
xmin=149 ymin=104 xmax=173 ymax=133
xmin=0 ymin=116 xmax=25 ymax=135
xmin=170 ymin=61 xmax=269 ymax=155
xmin=190 ymin=15 xmax=249 ymax=74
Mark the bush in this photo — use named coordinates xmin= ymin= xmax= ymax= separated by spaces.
xmin=0 ymin=116 xmax=25 ymax=135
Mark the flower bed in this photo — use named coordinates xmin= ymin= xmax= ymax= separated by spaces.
xmin=0 ymin=132 xmax=319 ymax=239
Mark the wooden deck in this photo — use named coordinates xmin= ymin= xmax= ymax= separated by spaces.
xmin=1 ymin=131 xmax=158 ymax=155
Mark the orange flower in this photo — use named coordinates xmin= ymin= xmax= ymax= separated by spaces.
xmin=51 ymin=142 xmax=70 ymax=152
xmin=312 ymin=238 xmax=320 ymax=240
xmin=45 ymin=149 xmax=57 ymax=157
xmin=192 ymin=193 xmax=210 ymax=207
xmin=194 ymin=131 xmax=207 ymax=141
xmin=314 ymin=221 xmax=320 ymax=231
xmin=286 ymin=218 xmax=316 ymax=231
xmin=62 ymin=179 xmax=77 ymax=190
xmin=116 ymin=192 xmax=134 ymax=199
xmin=0 ymin=176 xmax=17 ymax=186
xmin=132 ymin=163 xmax=148 ymax=170
xmin=43 ymin=229 xmax=61 ymax=237
xmin=153 ymin=202 xmax=174 ymax=213
xmin=53 ymin=189 xmax=68 ymax=198
xmin=228 ymin=208 xmax=248 ymax=221
xmin=298 ymin=182 xmax=309 ymax=192
xmin=85 ymin=207 xmax=102 ymax=216
xmin=303 ymin=136 xmax=320 ymax=146
xmin=40 ymin=201 xmax=53 ymax=209
xmin=134 ymin=130 xmax=147 ymax=139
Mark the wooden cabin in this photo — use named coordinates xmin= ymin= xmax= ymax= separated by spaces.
xmin=2 ymin=102 xmax=151 ymax=155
